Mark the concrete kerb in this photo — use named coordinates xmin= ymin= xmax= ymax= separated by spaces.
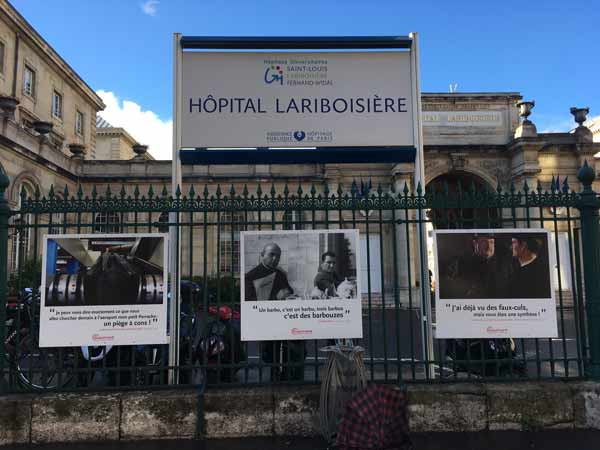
xmin=571 ymin=381 xmax=600 ymax=429
xmin=120 ymin=390 xmax=197 ymax=440
xmin=0 ymin=394 xmax=32 ymax=445
xmin=204 ymin=387 xmax=274 ymax=438
xmin=2 ymin=381 xmax=600 ymax=446
xmin=486 ymin=382 xmax=574 ymax=431
xmin=31 ymin=392 xmax=120 ymax=444
xmin=272 ymin=385 xmax=320 ymax=436
xmin=408 ymin=383 xmax=487 ymax=432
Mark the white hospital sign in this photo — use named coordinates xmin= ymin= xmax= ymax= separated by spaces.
xmin=180 ymin=52 xmax=415 ymax=148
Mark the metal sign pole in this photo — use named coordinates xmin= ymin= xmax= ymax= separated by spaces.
xmin=169 ymin=32 xmax=183 ymax=384
xmin=409 ymin=32 xmax=435 ymax=379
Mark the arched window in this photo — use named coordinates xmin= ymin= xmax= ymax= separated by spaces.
xmin=219 ymin=212 xmax=243 ymax=274
xmin=425 ymin=171 xmax=499 ymax=296
xmin=94 ymin=211 xmax=121 ymax=233
xmin=426 ymin=171 xmax=498 ymax=229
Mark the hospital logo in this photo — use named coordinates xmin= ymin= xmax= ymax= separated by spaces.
xmin=264 ymin=65 xmax=284 ymax=85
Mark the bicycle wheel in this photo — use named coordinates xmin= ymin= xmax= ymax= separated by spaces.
xmin=16 ymin=335 xmax=75 ymax=390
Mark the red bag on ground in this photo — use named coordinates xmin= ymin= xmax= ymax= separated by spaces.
xmin=335 ymin=384 xmax=413 ymax=450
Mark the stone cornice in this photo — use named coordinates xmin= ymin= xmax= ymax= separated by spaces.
xmin=424 ymin=144 xmax=506 ymax=153
xmin=422 ymin=92 xmax=522 ymax=103
xmin=97 ymin=127 xmax=137 ymax=146
xmin=0 ymin=132 xmax=81 ymax=181
xmin=0 ymin=0 xmax=105 ymax=110
xmin=506 ymin=137 xmax=547 ymax=153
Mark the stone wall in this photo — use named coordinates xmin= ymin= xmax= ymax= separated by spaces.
xmin=1 ymin=381 xmax=599 ymax=445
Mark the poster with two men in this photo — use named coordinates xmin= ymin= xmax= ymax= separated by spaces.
xmin=240 ymin=229 xmax=362 ymax=341
xmin=434 ymin=229 xmax=558 ymax=338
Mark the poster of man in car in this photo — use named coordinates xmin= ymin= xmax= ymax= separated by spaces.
xmin=433 ymin=229 xmax=558 ymax=338
xmin=39 ymin=233 xmax=168 ymax=347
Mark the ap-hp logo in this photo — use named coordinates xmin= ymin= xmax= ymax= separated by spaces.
xmin=293 ymin=131 xmax=306 ymax=142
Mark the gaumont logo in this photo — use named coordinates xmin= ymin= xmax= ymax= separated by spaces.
xmin=486 ymin=326 xmax=509 ymax=335
xmin=291 ymin=328 xmax=312 ymax=336
xmin=92 ymin=334 xmax=115 ymax=342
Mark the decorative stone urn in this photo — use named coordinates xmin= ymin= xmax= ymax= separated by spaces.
xmin=517 ymin=100 xmax=535 ymax=123
xmin=570 ymin=107 xmax=589 ymax=127
xmin=32 ymin=120 xmax=53 ymax=136
xmin=68 ymin=143 xmax=86 ymax=159
xmin=571 ymin=107 xmax=593 ymax=143
xmin=131 ymin=143 xmax=148 ymax=160
xmin=514 ymin=100 xmax=537 ymax=138
xmin=0 ymin=95 xmax=19 ymax=117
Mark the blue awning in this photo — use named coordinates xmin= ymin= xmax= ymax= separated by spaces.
xmin=179 ymin=147 xmax=416 ymax=165
xmin=179 ymin=36 xmax=412 ymax=50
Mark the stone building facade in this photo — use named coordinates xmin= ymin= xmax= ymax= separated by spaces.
xmin=0 ymin=0 xmax=599 ymax=303
xmin=96 ymin=116 xmax=154 ymax=161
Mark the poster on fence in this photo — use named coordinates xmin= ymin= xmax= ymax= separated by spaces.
xmin=240 ymin=229 xmax=362 ymax=341
xmin=433 ymin=229 xmax=558 ymax=338
xmin=39 ymin=233 xmax=168 ymax=347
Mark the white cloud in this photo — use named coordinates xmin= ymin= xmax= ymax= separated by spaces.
xmin=96 ymin=90 xmax=172 ymax=160
xmin=141 ymin=0 xmax=159 ymax=16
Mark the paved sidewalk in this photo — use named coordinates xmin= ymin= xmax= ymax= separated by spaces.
xmin=3 ymin=431 xmax=600 ymax=449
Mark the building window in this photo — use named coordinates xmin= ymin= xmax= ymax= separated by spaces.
xmin=52 ymin=91 xmax=63 ymax=119
xmin=75 ymin=110 xmax=84 ymax=136
xmin=10 ymin=182 xmax=36 ymax=272
xmin=23 ymin=65 xmax=35 ymax=97
xmin=94 ymin=212 xmax=121 ymax=233
xmin=48 ymin=198 xmax=65 ymax=235
xmin=219 ymin=212 xmax=243 ymax=273
xmin=360 ymin=234 xmax=382 ymax=294
xmin=283 ymin=210 xmax=305 ymax=230
xmin=0 ymin=41 xmax=5 ymax=74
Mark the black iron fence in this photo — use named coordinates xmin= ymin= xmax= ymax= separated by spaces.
xmin=1 ymin=163 xmax=600 ymax=393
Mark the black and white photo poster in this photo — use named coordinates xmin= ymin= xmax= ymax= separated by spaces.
xmin=434 ymin=229 xmax=557 ymax=338
xmin=39 ymin=233 xmax=168 ymax=347
xmin=241 ymin=229 xmax=362 ymax=341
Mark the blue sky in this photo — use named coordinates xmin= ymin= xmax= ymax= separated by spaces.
xmin=11 ymin=0 xmax=600 ymax=159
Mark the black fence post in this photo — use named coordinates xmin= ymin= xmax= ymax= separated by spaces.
xmin=0 ymin=165 xmax=10 ymax=391
xmin=577 ymin=161 xmax=600 ymax=379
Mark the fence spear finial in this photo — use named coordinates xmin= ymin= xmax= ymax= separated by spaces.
xmin=562 ymin=176 xmax=569 ymax=193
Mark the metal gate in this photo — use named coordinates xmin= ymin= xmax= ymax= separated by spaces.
xmin=1 ymin=166 xmax=599 ymax=393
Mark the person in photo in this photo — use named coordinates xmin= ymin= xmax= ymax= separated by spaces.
xmin=510 ymin=235 xmax=549 ymax=298
xmin=245 ymin=241 xmax=304 ymax=380
xmin=245 ymin=242 xmax=293 ymax=301
xmin=442 ymin=234 xmax=506 ymax=299
xmin=313 ymin=251 xmax=344 ymax=298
